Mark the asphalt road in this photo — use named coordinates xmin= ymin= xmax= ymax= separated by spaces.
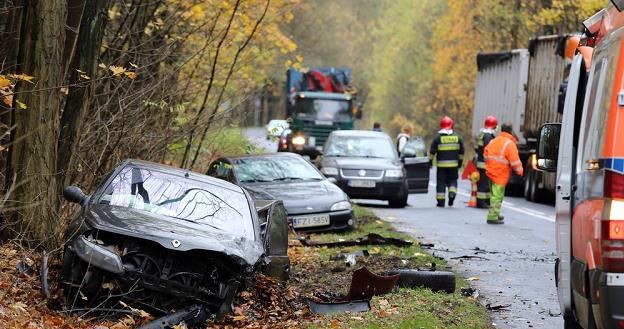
xmin=242 ymin=127 xmax=562 ymax=328
xmin=359 ymin=172 xmax=562 ymax=329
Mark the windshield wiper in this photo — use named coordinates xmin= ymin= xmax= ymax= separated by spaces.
xmin=272 ymin=177 xmax=304 ymax=181
xmin=239 ymin=179 xmax=272 ymax=183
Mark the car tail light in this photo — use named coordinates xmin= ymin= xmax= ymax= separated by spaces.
xmin=605 ymin=170 xmax=624 ymax=199
xmin=602 ymin=200 xmax=624 ymax=272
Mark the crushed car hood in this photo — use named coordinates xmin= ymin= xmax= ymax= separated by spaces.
xmin=84 ymin=205 xmax=264 ymax=266
xmin=323 ymin=157 xmax=401 ymax=170
xmin=243 ymin=180 xmax=347 ymax=215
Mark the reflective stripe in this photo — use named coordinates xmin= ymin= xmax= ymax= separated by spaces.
xmin=436 ymin=193 xmax=445 ymax=200
xmin=484 ymin=155 xmax=509 ymax=164
xmin=437 ymin=160 xmax=458 ymax=168
xmin=476 ymin=161 xmax=486 ymax=169
xmin=438 ymin=143 xmax=460 ymax=151
xmin=501 ymin=140 xmax=511 ymax=156
xmin=449 ymin=187 xmax=457 ymax=193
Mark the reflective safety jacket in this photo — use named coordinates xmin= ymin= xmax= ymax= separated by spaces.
xmin=484 ymin=131 xmax=524 ymax=185
xmin=429 ymin=129 xmax=464 ymax=168
xmin=475 ymin=128 xmax=496 ymax=169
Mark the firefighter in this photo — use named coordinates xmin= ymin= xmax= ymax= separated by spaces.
xmin=474 ymin=116 xmax=497 ymax=208
xmin=429 ymin=116 xmax=464 ymax=207
xmin=484 ymin=123 xmax=523 ymax=224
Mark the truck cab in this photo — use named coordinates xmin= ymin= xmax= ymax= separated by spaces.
xmin=536 ymin=4 xmax=624 ymax=328
xmin=282 ymin=67 xmax=361 ymax=158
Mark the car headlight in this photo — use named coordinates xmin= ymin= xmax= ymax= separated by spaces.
xmin=322 ymin=167 xmax=339 ymax=175
xmin=385 ymin=169 xmax=403 ymax=178
xmin=331 ymin=200 xmax=352 ymax=211
xmin=292 ymin=136 xmax=306 ymax=145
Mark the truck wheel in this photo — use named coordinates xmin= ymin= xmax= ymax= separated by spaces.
xmin=524 ymin=159 xmax=534 ymax=202
xmin=387 ymin=269 xmax=456 ymax=293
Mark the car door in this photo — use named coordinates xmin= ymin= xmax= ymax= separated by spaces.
xmin=257 ymin=200 xmax=290 ymax=280
xmin=401 ymin=138 xmax=430 ymax=193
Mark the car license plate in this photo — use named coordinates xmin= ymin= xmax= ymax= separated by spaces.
xmin=348 ymin=179 xmax=376 ymax=188
xmin=315 ymin=120 xmax=333 ymax=126
xmin=292 ymin=214 xmax=330 ymax=228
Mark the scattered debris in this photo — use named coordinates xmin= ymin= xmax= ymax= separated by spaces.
xmin=486 ymin=303 xmax=511 ymax=311
xmin=466 ymin=276 xmax=480 ymax=281
xmin=307 ymin=299 xmax=371 ymax=315
xmin=451 ymin=255 xmax=490 ymax=261
xmin=16 ymin=256 xmax=35 ymax=276
xmin=299 ymin=233 xmax=413 ymax=248
xmin=419 ymin=242 xmax=435 ymax=249
xmin=461 ymin=287 xmax=479 ymax=298
xmin=331 ymin=250 xmax=370 ymax=267
xmin=343 ymin=267 xmax=399 ymax=300
xmin=387 ymin=269 xmax=456 ymax=293
xmin=138 ymin=305 xmax=208 ymax=329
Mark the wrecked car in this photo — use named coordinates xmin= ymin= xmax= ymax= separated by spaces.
xmin=59 ymin=159 xmax=289 ymax=318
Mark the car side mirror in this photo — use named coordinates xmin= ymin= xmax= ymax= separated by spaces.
xmin=63 ymin=186 xmax=87 ymax=205
xmin=536 ymin=123 xmax=561 ymax=172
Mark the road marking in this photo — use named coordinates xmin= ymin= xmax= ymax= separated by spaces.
xmin=428 ymin=182 xmax=555 ymax=222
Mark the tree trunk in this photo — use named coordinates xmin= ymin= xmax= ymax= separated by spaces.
xmin=58 ymin=0 xmax=110 ymax=191
xmin=6 ymin=0 xmax=66 ymax=246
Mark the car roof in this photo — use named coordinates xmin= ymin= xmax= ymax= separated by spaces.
xmin=329 ymin=130 xmax=391 ymax=138
xmin=121 ymin=159 xmax=244 ymax=192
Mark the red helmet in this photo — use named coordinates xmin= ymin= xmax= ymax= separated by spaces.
xmin=484 ymin=116 xmax=498 ymax=129
xmin=440 ymin=116 xmax=454 ymax=130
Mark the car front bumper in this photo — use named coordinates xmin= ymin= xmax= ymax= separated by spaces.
xmin=333 ymin=178 xmax=405 ymax=201
xmin=288 ymin=209 xmax=355 ymax=233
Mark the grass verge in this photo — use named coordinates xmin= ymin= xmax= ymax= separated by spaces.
xmin=294 ymin=205 xmax=493 ymax=329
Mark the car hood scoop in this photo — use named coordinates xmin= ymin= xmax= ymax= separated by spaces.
xmin=85 ymin=205 xmax=264 ymax=266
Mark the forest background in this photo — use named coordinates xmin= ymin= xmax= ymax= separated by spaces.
xmin=0 ymin=0 xmax=605 ymax=245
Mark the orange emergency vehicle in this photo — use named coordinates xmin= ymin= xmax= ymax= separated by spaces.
xmin=536 ymin=1 xmax=624 ymax=328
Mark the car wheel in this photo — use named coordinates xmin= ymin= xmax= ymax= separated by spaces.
xmin=387 ymin=269 xmax=456 ymax=293
xmin=389 ymin=193 xmax=408 ymax=208
xmin=60 ymin=249 xmax=104 ymax=307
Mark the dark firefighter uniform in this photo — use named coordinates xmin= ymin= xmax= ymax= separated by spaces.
xmin=475 ymin=129 xmax=496 ymax=208
xmin=429 ymin=131 xmax=464 ymax=207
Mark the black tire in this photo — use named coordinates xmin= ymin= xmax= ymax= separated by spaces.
xmin=524 ymin=160 xmax=534 ymax=201
xmin=389 ymin=193 xmax=408 ymax=208
xmin=563 ymin=312 xmax=583 ymax=329
xmin=387 ymin=269 xmax=456 ymax=293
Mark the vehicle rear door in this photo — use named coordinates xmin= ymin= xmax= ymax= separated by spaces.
xmin=554 ymin=52 xmax=587 ymax=313
xmin=401 ymin=139 xmax=430 ymax=193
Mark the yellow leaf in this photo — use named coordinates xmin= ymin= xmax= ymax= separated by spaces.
xmin=15 ymin=99 xmax=27 ymax=110
xmin=98 ymin=63 xmax=107 ymax=69
xmin=295 ymin=55 xmax=304 ymax=63
xmin=109 ymin=65 xmax=126 ymax=76
xmin=80 ymin=74 xmax=91 ymax=80
xmin=124 ymin=71 xmax=137 ymax=80
xmin=9 ymin=73 xmax=34 ymax=83
xmin=0 ymin=76 xmax=10 ymax=88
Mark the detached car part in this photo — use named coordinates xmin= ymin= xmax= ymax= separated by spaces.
xmin=387 ymin=269 xmax=456 ymax=293
xmin=299 ymin=233 xmax=413 ymax=248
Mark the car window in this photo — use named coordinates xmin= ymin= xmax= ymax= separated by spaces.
xmin=401 ymin=139 xmax=427 ymax=157
xmin=233 ymin=156 xmax=323 ymax=182
xmin=99 ymin=166 xmax=255 ymax=239
xmin=324 ymin=135 xmax=397 ymax=159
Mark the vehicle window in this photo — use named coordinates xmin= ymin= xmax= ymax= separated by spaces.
xmin=294 ymin=99 xmax=351 ymax=123
xmin=324 ymin=135 xmax=397 ymax=159
xmin=401 ymin=139 xmax=427 ymax=157
xmin=233 ymin=156 xmax=323 ymax=182
xmin=99 ymin=166 xmax=255 ymax=239
xmin=207 ymin=161 xmax=234 ymax=182
xmin=580 ymin=31 xmax=621 ymax=170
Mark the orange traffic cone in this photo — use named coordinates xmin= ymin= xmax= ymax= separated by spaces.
xmin=467 ymin=171 xmax=479 ymax=208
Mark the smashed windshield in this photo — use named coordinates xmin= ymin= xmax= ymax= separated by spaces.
xmin=98 ymin=166 xmax=255 ymax=239
xmin=325 ymin=136 xmax=397 ymax=159
xmin=294 ymin=98 xmax=351 ymax=122
xmin=233 ymin=156 xmax=323 ymax=182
